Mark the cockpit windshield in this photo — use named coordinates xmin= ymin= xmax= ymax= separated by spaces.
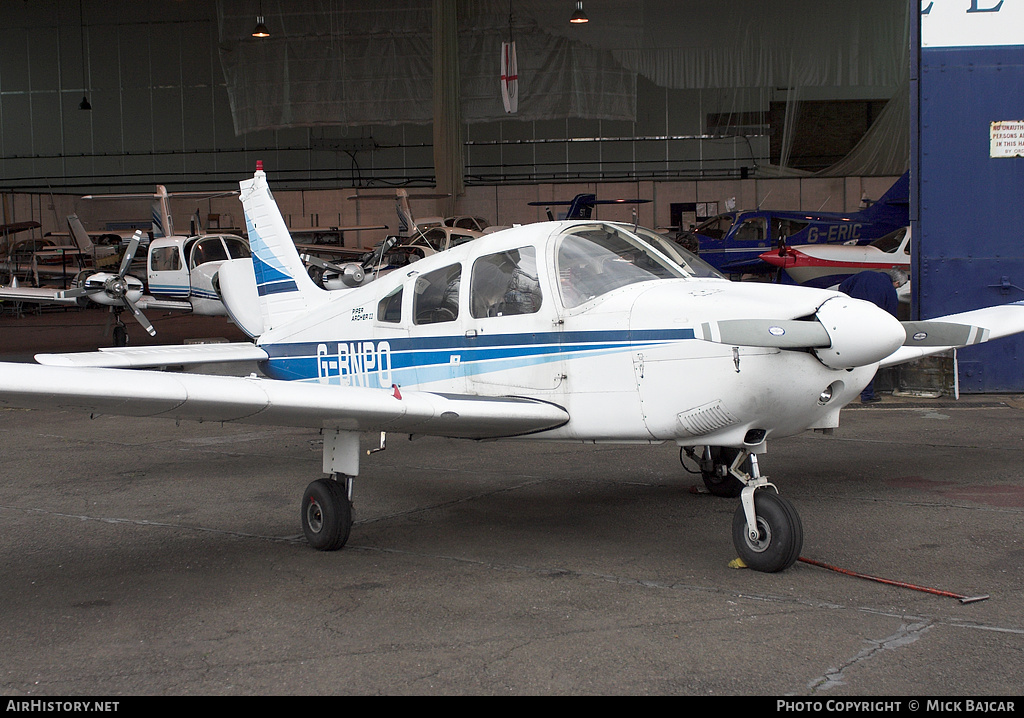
xmin=554 ymin=224 xmax=690 ymax=308
xmin=869 ymin=227 xmax=909 ymax=254
xmin=625 ymin=225 xmax=725 ymax=279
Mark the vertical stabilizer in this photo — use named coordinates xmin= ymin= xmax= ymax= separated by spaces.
xmin=395 ymin=188 xmax=415 ymax=238
xmin=858 ymin=171 xmax=910 ymax=224
xmin=238 ymin=163 xmax=327 ymax=331
xmin=66 ymin=215 xmax=95 ymax=253
xmin=151 ymin=186 xmax=173 ymax=238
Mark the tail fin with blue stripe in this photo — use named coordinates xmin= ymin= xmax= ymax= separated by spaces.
xmin=238 ymin=162 xmax=328 ymax=331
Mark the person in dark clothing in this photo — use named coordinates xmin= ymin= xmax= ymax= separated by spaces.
xmin=838 ymin=269 xmax=902 ymax=403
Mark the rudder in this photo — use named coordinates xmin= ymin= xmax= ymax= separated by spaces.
xmin=238 ymin=162 xmax=328 ymax=331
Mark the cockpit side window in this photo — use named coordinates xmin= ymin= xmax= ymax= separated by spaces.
xmin=555 ymin=225 xmax=685 ymax=309
xmin=470 ymin=247 xmax=542 ymax=318
xmin=695 ymin=214 xmax=734 ymax=239
xmin=627 ymin=226 xmax=724 ymax=279
xmin=150 ymin=246 xmax=181 ymax=272
xmin=734 ymin=217 xmax=767 ymax=242
xmin=413 ymin=264 xmax=461 ymax=325
xmin=190 ymin=237 xmax=228 ymax=268
xmin=225 ymin=236 xmax=251 ymax=259
xmin=772 ymin=218 xmax=809 ymax=240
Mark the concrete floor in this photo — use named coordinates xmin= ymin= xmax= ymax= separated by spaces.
xmin=1 ymin=307 xmax=1023 ymax=696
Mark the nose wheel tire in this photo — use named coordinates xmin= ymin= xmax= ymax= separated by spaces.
xmin=301 ymin=477 xmax=352 ymax=551
xmin=731 ymin=490 xmax=803 ymax=573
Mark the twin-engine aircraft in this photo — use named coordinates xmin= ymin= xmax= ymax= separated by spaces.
xmin=2 ymin=165 xmax=1023 ymax=572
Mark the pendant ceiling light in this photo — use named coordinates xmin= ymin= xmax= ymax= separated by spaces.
xmin=252 ymin=1 xmax=270 ymax=38
xmin=570 ymin=1 xmax=588 ymax=24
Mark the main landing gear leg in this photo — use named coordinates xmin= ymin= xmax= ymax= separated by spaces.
xmin=110 ymin=308 xmax=129 ymax=347
xmin=301 ymin=430 xmax=359 ymax=551
xmin=728 ymin=450 xmax=803 ymax=573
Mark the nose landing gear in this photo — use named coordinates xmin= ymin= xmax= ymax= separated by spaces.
xmin=728 ymin=449 xmax=804 ymax=573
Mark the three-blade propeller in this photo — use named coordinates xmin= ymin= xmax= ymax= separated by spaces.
xmin=58 ymin=230 xmax=156 ymax=337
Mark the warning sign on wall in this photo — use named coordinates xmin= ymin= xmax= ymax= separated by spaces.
xmin=990 ymin=121 xmax=1024 ymax=158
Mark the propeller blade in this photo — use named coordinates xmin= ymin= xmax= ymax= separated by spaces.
xmin=698 ymin=319 xmax=831 ymax=349
xmin=901 ymin=321 xmax=990 ymax=347
xmin=122 ymin=295 xmax=156 ymax=336
xmin=118 ymin=230 xmax=143 ymax=277
xmin=58 ymin=285 xmax=103 ymax=299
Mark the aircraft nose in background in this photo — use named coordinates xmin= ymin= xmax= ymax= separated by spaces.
xmin=812 ymin=295 xmax=905 ymax=369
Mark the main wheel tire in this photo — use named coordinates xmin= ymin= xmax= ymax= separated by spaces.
xmin=301 ymin=477 xmax=353 ymax=551
xmin=700 ymin=447 xmax=745 ymax=498
xmin=731 ymin=490 xmax=803 ymax=573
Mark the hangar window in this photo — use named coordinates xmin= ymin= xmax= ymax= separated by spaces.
xmin=470 ymin=247 xmax=542 ymax=318
xmin=413 ymin=264 xmax=461 ymax=324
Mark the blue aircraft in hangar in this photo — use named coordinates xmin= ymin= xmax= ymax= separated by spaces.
xmin=682 ymin=172 xmax=909 ymax=276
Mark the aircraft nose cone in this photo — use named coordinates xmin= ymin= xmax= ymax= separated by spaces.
xmin=812 ymin=295 xmax=905 ymax=369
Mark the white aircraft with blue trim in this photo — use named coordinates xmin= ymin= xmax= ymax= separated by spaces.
xmin=0 ymin=188 xmax=247 ymax=346
xmin=2 ymin=164 xmax=1023 ymax=572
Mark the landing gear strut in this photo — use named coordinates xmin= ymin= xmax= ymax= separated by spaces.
xmin=111 ymin=310 xmax=129 ymax=347
xmin=683 ymin=446 xmax=745 ymax=497
xmin=727 ymin=450 xmax=803 ymax=572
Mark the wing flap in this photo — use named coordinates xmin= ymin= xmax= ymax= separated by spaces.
xmin=35 ymin=342 xmax=270 ymax=368
xmin=0 ymin=363 xmax=569 ymax=439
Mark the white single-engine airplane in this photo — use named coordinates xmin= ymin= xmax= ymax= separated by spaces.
xmin=2 ymin=165 xmax=1023 ymax=573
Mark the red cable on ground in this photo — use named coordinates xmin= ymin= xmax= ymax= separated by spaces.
xmin=798 ymin=557 xmax=989 ymax=603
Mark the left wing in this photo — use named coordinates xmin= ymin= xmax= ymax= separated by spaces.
xmin=0 ymin=362 xmax=569 ymax=440
xmin=0 ymin=286 xmax=80 ymax=306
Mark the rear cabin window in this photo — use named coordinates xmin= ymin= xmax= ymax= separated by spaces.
xmin=377 ymin=286 xmax=403 ymax=323
xmin=470 ymin=247 xmax=542 ymax=318
xmin=413 ymin=264 xmax=461 ymax=325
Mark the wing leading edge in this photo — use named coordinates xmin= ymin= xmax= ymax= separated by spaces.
xmin=0 ymin=362 xmax=569 ymax=439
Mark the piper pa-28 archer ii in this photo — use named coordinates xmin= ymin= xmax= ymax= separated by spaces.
xmin=2 ymin=165 xmax=1023 ymax=572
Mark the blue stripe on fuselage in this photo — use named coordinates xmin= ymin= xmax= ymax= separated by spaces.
xmin=259 ymin=328 xmax=696 ymax=385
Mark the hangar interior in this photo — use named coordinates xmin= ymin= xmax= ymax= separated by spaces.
xmin=2 ymin=1 xmax=1019 ymax=389
xmin=1 ymin=0 xmax=907 ymax=234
